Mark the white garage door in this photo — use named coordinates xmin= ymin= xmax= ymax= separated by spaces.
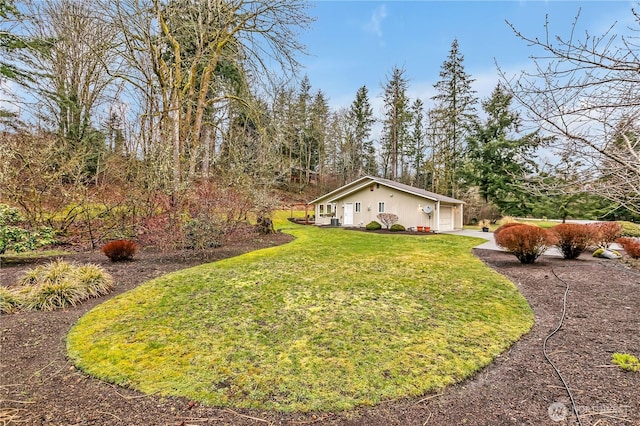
xmin=440 ymin=206 xmax=453 ymax=231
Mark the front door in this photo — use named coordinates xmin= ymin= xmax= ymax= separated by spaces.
xmin=343 ymin=203 xmax=353 ymax=226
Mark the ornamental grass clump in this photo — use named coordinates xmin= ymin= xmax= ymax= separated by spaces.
xmin=102 ymin=239 xmax=137 ymax=262
xmin=551 ymin=223 xmax=594 ymax=259
xmin=0 ymin=286 xmax=23 ymax=314
xmin=494 ymin=224 xmax=557 ymax=264
xmin=22 ymin=279 xmax=88 ymax=311
xmin=2 ymin=259 xmax=115 ymax=313
xmin=74 ymin=264 xmax=115 ymax=297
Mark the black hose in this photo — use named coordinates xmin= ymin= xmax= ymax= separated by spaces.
xmin=543 ymin=267 xmax=583 ymax=426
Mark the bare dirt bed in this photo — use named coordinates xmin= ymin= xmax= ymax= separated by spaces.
xmin=1 ymin=235 xmax=639 ymax=426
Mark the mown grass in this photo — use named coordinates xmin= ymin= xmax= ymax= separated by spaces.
xmin=67 ymin=216 xmax=533 ymax=412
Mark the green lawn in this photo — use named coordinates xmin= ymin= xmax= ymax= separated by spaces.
xmin=67 ymin=217 xmax=533 ymax=412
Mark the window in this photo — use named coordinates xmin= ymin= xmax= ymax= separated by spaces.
xmin=378 ymin=202 xmax=385 ymax=213
xmin=319 ymin=204 xmax=324 ymax=215
xmin=355 ymin=202 xmax=361 ymax=213
xmin=326 ymin=204 xmax=332 ymax=215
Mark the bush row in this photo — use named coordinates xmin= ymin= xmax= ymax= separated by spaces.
xmin=494 ymin=221 xmax=639 ymax=264
xmin=365 ymin=221 xmax=407 ymax=232
xmin=0 ymin=260 xmax=115 ymax=314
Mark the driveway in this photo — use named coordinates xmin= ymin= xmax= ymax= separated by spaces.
xmin=444 ymin=229 xmax=565 ymax=256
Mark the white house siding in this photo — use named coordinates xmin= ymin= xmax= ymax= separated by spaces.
xmin=310 ymin=176 xmax=464 ymax=231
xmin=331 ymin=186 xmax=437 ymax=230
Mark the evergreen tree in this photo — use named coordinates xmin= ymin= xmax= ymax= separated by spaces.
xmin=307 ymin=90 xmax=329 ymax=184
xmin=407 ymin=98 xmax=426 ymax=187
xmin=380 ymin=66 xmax=411 ymax=181
xmin=346 ymin=85 xmax=376 ymax=180
xmin=431 ymin=39 xmax=477 ymax=197
xmin=464 ymin=84 xmax=540 ymax=214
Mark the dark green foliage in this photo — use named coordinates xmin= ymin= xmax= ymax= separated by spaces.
xmin=0 ymin=204 xmax=56 ymax=255
xmin=390 ymin=224 xmax=405 ymax=232
xmin=365 ymin=221 xmax=382 ymax=231
xmin=380 ymin=66 xmax=411 ymax=181
xmin=463 ymin=84 xmax=540 ymax=215
xmin=430 ymin=38 xmax=478 ymax=197
xmin=346 ymin=85 xmax=377 ymax=179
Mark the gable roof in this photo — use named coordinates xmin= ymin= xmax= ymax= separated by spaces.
xmin=309 ymin=176 xmax=465 ymax=205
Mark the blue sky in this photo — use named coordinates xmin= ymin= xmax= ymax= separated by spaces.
xmin=298 ymin=1 xmax=636 ymax=112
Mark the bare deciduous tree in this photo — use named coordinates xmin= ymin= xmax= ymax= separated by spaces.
xmin=503 ymin=7 xmax=640 ymax=214
xmin=109 ymin=0 xmax=313 ymax=192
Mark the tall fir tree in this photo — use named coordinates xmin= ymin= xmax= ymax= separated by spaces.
xmin=430 ymin=38 xmax=477 ymax=197
xmin=346 ymin=85 xmax=376 ymax=180
xmin=380 ymin=66 xmax=411 ymax=181
xmin=407 ymin=98 xmax=427 ymax=187
xmin=464 ymin=84 xmax=540 ymax=214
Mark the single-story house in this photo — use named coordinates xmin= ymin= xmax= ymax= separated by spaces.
xmin=309 ymin=176 xmax=465 ymax=232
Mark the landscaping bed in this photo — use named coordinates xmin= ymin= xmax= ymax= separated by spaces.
xmin=1 ymin=235 xmax=639 ymax=425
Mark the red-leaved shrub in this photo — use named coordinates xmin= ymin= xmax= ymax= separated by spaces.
xmin=551 ymin=223 xmax=594 ymax=259
xmin=616 ymin=237 xmax=640 ymax=259
xmin=494 ymin=224 xmax=558 ymax=264
xmin=102 ymin=240 xmax=137 ymax=262
xmin=589 ymin=222 xmax=623 ymax=249
xmin=494 ymin=222 xmax=525 ymax=237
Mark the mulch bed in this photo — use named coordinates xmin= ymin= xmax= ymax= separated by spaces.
xmin=1 ymin=234 xmax=639 ymax=426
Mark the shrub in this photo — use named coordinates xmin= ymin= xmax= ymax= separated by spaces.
xmin=0 ymin=286 xmax=23 ymax=314
xmin=551 ymin=223 xmax=594 ymax=259
xmin=618 ymin=221 xmax=640 ymax=238
xmin=494 ymin=224 xmax=558 ymax=264
xmin=182 ymin=218 xmax=225 ymax=250
xmin=17 ymin=258 xmax=74 ymax=286
xmin=616 ymin=237 xmax=640 ymax=259
xmin=498 ymin=216 xmax=517 ymax=225
xmin=612 ymin=353 xmax=640 ymax=372
xmin=494 ymin=222 xmax=524 ymax=237
xmin=390 ymin=223 xmax=405 ymax=232
xmin=102 ymin=239 xmax=137 ymax=261
xmin=0 ymin=204 xmax=56 ymax=256
xmin=365 ymin=221 xmax=382 ymax=231
xmin=23 ymin=279 xmax=88 ymax=311
xmin=589 ymin=222 xmax=622 ymax=249
xmin=75 ymin=264 xmax=115 ymax=297
xmin=376 ymin=213 xmax=399 ymax=230
xmin=12 ymin=260 xmax=115 ymax=312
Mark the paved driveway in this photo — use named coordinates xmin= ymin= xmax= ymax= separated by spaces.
xmin=443 ymin=229 xmax=565 ymax=256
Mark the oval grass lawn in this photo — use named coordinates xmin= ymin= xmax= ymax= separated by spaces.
xmin=67 ymin=223 xmax=533 ymax=412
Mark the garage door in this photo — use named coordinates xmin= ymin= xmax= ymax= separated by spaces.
xmin=440 ymin=206 xmax=453 ymax=231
